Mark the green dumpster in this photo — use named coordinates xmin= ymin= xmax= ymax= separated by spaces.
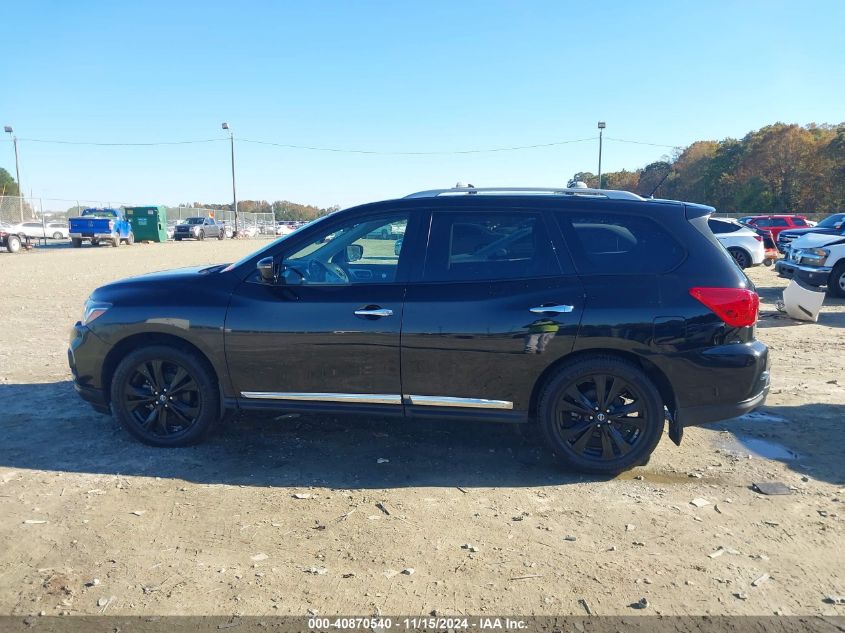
xmin=125 ymin=206 xmax=168 ymax=242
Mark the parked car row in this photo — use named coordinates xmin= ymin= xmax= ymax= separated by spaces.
xmin=3 ymin=221 xmax=69 ymax=240
xmin=775 ymin=212 xmax=845 ymax=297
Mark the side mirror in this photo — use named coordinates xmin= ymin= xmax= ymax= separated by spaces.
xmin=346 ymin=244 xmax=363 ymax=262
xmin=257 ymin=256 xmax=277 ymax=283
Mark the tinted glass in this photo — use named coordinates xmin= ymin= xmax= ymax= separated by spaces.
xmin=753 ymin=218 xmax=772 ymax=227
xmin=792 ymin=218 xmax=808 ymax=226
xmin=423 ymin=212 xmax=560 ymax=282
xmin=818 ymin=214 xmax=845 ymax=228
xmin=708 ymin=219 xmax=742 ymax=234
xmin=559 ymin=212 xmax=685 ymax=274
xmin=771 ymin=218 xmax=789 ymax=227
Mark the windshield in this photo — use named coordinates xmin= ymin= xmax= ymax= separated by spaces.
xmin=817 ymin=213 xmax=845 ymax=228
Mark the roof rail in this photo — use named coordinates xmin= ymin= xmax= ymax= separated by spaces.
xmin=404 ymin=186 xmax=644 ymax=201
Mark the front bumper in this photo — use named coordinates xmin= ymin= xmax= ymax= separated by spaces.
xmin=774 ymin=260 xmax=831 ymax=286
xmin=68 ymin=322 xmax=111 ymax=414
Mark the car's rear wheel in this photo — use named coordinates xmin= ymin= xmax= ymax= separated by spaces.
xmin=829 ymin=262 xmax=845 ymax=298
xmin=112 ymin=236 xmax=120 ymax=247
xmin=728 ymin=247 xmax=750 ymax=269
xmin=6 ymin=235 xmax=22 ymax=253
xmin=537 ymin=356 xmax=664 ymax=474
xmin=110 ymin=345 xmax=219 ymax=447
xmin=126 ymin=232 xmax=135 ymax=245
xmin=198 ymin=230 xmax=205 ymax=241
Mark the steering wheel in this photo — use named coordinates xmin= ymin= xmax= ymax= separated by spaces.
xmin=308 ymin=259 xmax=349 ymax=284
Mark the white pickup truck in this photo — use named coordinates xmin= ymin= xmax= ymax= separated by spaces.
xmin=775 ymin=232 xmax=845 ymax=297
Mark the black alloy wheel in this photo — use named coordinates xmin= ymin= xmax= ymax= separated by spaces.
xmin=538 ymin=357 xmax=664 ymax=474
xmin=728 ymin=247 xmax=750 ymax=269
xmin=110 ymin=346 xmax=219 ymax=446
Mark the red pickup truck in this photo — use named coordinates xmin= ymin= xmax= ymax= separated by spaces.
xmin=739 ymin=215 xmax=811 ymax=240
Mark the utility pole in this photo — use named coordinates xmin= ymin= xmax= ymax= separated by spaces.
xmin=4 ymin=125 xmax=23 ymax=221
xmin=597 ymin=121 xmax=606 ymax=190
xmin=222 ymin=122 xmax=238 ymax=235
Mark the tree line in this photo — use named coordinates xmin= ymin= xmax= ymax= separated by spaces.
xmin=573 ymin=122 xmax=845 ymax=214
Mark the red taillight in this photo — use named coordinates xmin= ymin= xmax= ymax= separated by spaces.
xmin=689 ymin=287 xmax=759 ymax=328
xmin=108 ymin=220 xmax=115 ymax=230
xmin=753 ymin=235 xmax=763 ymax=242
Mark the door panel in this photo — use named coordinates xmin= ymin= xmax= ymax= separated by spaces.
xmin=399 ymin=208 xmax=584 ymax=413
xmin=224 ymin=281 xmax=404 ymax=397
xmin=400 ymin=277 xmax=584 ymax=412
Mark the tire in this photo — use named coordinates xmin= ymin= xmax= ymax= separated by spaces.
xmin=112 ymin=236 xmax=120 ymax=247
xmin=71 ymin=238 xmax=82 ymax=248
xmin=828 ymin=262 xmax=845 ymax=298
xmin=52 ymin=232 xmax=63 ymax=240
xmin=6 ymin=235 xmax=22 ymax=253
xmin=110 ymin=345 xmax=220 ymax=447
xmin=198 ymin=230 xmax=205 ymax=241
xmin=536 ymin=356 xmax=665 ymax=475
xmin=728 ymin=247 xmax=750 ymax=269
xmin=91 ymin=239 xmax=99 ymax=247
xmin=126 ymin=232 xmax=135 ymax=245
xmin=217 ymin=230 xmax=224 ymax=240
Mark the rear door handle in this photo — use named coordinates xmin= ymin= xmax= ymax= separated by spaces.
xmin=529 ymin=304 xmax=574 ymax=315
xmin=354 ymin=307 xmax=393 ymax=318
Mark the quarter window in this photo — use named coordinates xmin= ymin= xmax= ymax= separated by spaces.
xmin=423 ymin=212 xmax=560 ymax=282
xmin=558 ymin=212 xmax=685 ymax=274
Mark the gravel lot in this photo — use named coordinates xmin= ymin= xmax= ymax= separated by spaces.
xmin=0 ymin=240 xmax=843 ymax=617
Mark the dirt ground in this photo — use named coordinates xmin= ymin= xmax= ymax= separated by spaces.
xmin=0 ymin=239 xmax=843 ymax=618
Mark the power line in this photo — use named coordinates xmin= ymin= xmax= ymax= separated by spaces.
xmin=4 ymin=135 xmax=601 ymax=155
xmin=16 ymin=137 xmax=224 ymax=146
xmin=2 ymin=133 xmax=686 ymax=154
xmin=239 ymin=137 xmax=598 ymax=155
xmin=605 ymin=136 xmax=680 ymax=149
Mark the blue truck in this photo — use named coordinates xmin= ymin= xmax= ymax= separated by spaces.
xmin=68 ymin=208 xmax=134 ymax=248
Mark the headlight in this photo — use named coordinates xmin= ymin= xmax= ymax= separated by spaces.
xmin=82 ymin=299 xmax=112 ymax=325
xmin=806 ymin=248 xmax=830 ymax=258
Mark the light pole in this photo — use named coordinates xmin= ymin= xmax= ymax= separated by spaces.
xmin=4 ymin=125 xmax=23 ymax=221
xmin=597 ymin=121 xmax=606 ymax=190
xmin=222 ymin=122 xmax=238 ymax=235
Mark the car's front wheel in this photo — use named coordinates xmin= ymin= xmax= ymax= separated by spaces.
xmin=537 ymin=356 xmax=665 ymax=475
xmin=6 ymin=235 xmax=22 ymax=253
xmin=829 ymin=262 xmax=845 ymax=298
xmin=110 ymin=345 xmax=220 ymax=447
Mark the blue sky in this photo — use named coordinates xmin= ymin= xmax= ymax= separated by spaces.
xmin=2 ymin=1 xmax=844 ymax=209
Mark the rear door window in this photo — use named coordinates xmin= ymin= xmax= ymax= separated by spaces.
xmin=557 ymin=211 xmax=685 ymax=274
xmin=423 ymin=211 xmax=563 ymax=282
xmin=708 ymin=219 xmax=742 ymax=234
xmin=792 ymin=218 xmax=808 ymax=227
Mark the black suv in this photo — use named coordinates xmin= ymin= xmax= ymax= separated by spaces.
xmin=69 ymin=187 xmax=770 ymax=474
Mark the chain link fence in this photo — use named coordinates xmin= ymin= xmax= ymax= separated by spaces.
xmin=1 ymin=196 xmax=276 ymax=239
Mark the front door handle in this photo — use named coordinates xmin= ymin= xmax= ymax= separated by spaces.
xmin=529 ymin=304 xmax=574 ymax=315
xmin=354 ymin=307 xmax=393 ymax=318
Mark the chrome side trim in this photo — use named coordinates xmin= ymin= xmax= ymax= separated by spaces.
xmin=405 ymin=395 xmax=513 ymax=410
xmin=240 ymin=392 xmax=402 ymax=405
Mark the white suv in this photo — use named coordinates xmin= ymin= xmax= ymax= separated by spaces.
xmin=708 ymin=218 xmax=765 ymax=268
xmin=776 ymin=232 xmax=845 ymax=297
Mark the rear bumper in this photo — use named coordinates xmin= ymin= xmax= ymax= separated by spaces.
xmin=68 ymin=322 xmax=111 ymax=414
xmin=677 ymin=372 xmax=770 ymax=426
xmin=774 ymin=260 xmax=831 ymax=286
xmin=670 ymin=340 xmax=770 ymax=427
xmin=69 ymin=232 xmax=115 ymax=240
